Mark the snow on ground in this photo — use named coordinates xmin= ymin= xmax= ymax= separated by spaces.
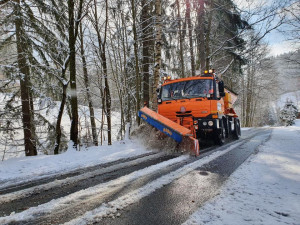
xmin=0 ymin=142 xmax=245 ymax=224
xmin=0 ymin=92 xmax=124 ymax=160
xmin=0 ymin=154 xmax=190 ymax=224
xmin=0 ymin=153 xmax=166 ymax=204
xmin=241 ymin=127 xmax=252 ymax=131
xmin=0 ymin=140 xmax=149 ymax=188
xmin=182 ymin=120 xmax=300 ymax=225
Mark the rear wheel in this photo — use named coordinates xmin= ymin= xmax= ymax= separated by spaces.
xmin=232 ymin=118 xmax=241 ymax=139
xmin=223 ymin=117 xmax=229 ymax=138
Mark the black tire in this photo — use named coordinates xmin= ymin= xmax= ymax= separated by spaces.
xmin=232 ymin=118 xmax=241 ymax=139
xmin=214 ymin=120 xmax=225 ymax=145
xmin=223 ymin=117 xmax=229 ymax=138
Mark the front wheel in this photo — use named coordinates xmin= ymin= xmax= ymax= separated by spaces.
xmin=214 ymin=120 xmax=225 ymax=145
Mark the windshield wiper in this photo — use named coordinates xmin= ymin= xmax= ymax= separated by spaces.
xmin=184 ymin=95 xmax=205 ymax=99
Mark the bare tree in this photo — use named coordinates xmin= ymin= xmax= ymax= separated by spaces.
xmin=176 ymin=0 xmax=185 ymax=78
xmin=79 ymin=23 xmax=98 ymax=146
xmin=152 ymin=0 xmax=162 ymax=110
xmin=185 ymin=0 xmax=196 ymax=76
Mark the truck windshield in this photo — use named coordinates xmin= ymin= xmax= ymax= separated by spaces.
xmin=161 ymin=79 xmax=213 ymax=101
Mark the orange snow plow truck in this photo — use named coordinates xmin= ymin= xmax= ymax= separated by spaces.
xmin=138 ymin=70 xmax=241 ymax=156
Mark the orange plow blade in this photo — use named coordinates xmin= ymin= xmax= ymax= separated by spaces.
xmin=138 ymin=107 xmax=200 ymax=156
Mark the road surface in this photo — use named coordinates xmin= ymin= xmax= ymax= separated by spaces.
xmin=0 ymin=128 xmax=272 ymax=225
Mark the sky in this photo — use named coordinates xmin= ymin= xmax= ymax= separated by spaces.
xmin=266 ymin=32 xmax=297 ymax=56
xmin=234 ymin=0 xmax=299 ymax=56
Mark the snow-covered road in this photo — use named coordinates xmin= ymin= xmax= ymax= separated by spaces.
xmin=0 ymin=122 xmax=299 ymax=225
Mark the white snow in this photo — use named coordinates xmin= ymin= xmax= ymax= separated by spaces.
xmin=182 ymin=120 xmax=300 ymax=225
xmin=241 ymin=127 xmax=251 ymax=131
xmin=64 ymin=142 xmax=246 ymax=225
xmin=0 ymin=93 xmax=127 ymax=160
xmin=0 ymin=152 xmax=165 ymax=204
xmin=0 ymin=154 xmax=190 ymax=224
xmin=0 ymin=140 xmax=149 ymax=188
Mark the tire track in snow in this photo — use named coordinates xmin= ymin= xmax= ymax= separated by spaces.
xmin=64 ymin=141 xmax=245 ymax=225
xmin=0 ymin=154 xmax=190 ymax=224
xmin=0 ymin=151 xmax=159 ymax=192
xmin=0 ymin=152 xmax=166 ymax=204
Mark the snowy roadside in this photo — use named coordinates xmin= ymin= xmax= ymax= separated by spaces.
xmin=182 ymin=120 xmax=300 ymax=225
xmin=0 ymin=140 xmax=150 ymax=188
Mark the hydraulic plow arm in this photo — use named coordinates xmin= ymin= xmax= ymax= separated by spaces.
xmin=138 ymin=107 xmax=199 ymax=156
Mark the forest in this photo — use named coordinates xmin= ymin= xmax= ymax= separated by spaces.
xmin=0 ymin=0 xmax=299 ymax=158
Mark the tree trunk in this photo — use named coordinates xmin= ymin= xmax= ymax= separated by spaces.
xmin=186 ymin=0 xmax=195 ymax=76
xmin=108 ymin=31 xmax=125 ymax=139
xmin=205 ymin=0 xmax=213 ymax=70
xmin=141 ymin=0 xmax=150 ymax=107
xmin=152 ymin=0 xmax=162 ymax=111
xmin=29 ymin=88 xmax=37 ymax=155
xmin=102 ymin=47 xmax=112 ymax=145
xmin=68 ymin=0 xmax=79 ymax=148
xmin=100 ymin=0 xmax=112 ymax=145
xmin=120 ymin=11 xmax=131 ymax=124
xmin=79 ymin=23 xmax=98 ymax=146
xmin=245 ymin=65 xmax=253 ymax=127
xmin=54 ymin=81 xmax=68 ymax=154
xmin=15 ymin=0 xmax=37 ymax=156
xmin=91 ymin=0 xmax=111 ymax=145
xmin=176 ymin=0 xmax=185 ymax=78
xmin=196 ymin=0 xmax=206 ymax=72
xmin=130 ymin=0 xmax=141 ymax=123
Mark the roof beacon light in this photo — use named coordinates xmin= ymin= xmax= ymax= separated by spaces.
xmin=204 ymin=70 xmax=209 ymax=74
xmin=209 ymin=69 xmax=213 ymax=73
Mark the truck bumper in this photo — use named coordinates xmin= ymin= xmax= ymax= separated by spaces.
xmin=195 ymin=118 xmax=220 ymax=130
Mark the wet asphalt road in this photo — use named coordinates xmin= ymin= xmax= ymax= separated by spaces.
xmin=0 ymin=128 xmax=272 ymax=225
xmin=97 ymin=128 xmax=272 ymax=225
xmin=0 ymin=154 xmax=178 ymax=217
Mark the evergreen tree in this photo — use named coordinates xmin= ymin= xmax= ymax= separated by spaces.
xmin=280 ymin=100 xmax=298 ymax=126
xmin=0 ymin=0 xmax=70 ymax=156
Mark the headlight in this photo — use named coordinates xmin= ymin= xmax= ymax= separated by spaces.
xmin=203 ymin=121 xmax=207 ymax=126
xmin=208 ymin=121 xmax=214 ymax=126
xmin=194 ymin=120 xmax=198 ymax=125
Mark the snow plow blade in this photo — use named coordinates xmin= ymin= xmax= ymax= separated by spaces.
xmin=138 ymin=107 xmax=199 ymax=156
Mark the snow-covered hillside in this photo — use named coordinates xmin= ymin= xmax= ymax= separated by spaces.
xmin=0 ymin=93 xmax=124 ymax=160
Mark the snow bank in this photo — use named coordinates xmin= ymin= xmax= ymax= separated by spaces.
xmin=182 ymin=120 xmax=300 ymax=225
xmin=0 ymin=140 xmax=149 ymax=187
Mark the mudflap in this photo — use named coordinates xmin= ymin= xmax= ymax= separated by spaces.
xmin=178 ymin=136 xmax=200 ymax=156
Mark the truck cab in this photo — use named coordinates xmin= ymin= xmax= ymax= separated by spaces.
xmin=157 ymin=70 xmax=240 ymax=144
